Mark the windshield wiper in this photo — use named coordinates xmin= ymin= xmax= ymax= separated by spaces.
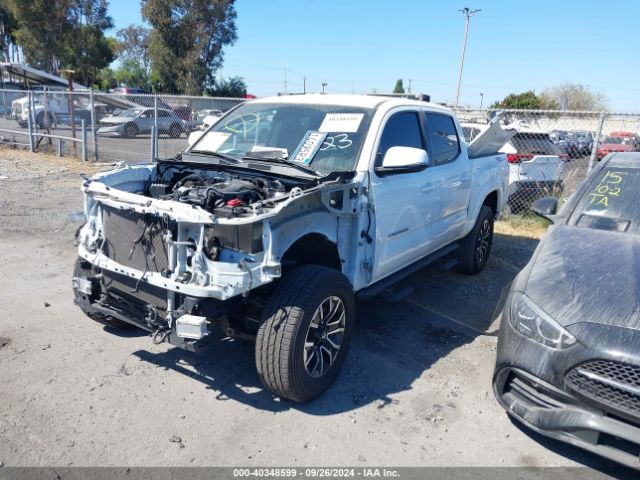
xmin=190 ymin=150 xmax=240 ymax=164
xmin=242 ymin=155 xmax=321 ymax=176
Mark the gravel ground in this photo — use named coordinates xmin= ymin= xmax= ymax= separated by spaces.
xmin=0 ymin=149 xmax=630 ymax=476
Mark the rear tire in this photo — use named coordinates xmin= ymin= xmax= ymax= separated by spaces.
xmin=255 ymin=265 xmax=355 ymax=402
xmin=455 ymin=205 xmax=494 ymax=275
xmin=168 ymin=123 xmax=182 ymax=138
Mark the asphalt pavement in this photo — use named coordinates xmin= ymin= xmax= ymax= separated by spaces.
xmin=0 ymin=150 xmax=632 ymax=477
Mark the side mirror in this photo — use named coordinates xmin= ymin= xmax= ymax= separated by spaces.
xmin=375 ymin=146 xmax=429 ymax=175
xmin=531 ymin=197 xmax=558 ymax=221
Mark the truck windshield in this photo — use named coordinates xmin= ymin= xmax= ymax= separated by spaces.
xmin=190 ymin=102 xmax=374 ymax=175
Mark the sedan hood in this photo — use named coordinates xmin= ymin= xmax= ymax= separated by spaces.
xmin=524 ymin=225 xmax=640 ymax=330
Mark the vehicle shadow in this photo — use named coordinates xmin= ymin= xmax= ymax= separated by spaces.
xmin=132 ymin=231 xmax=539 ymax=415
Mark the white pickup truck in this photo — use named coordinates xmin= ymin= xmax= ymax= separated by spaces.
xmin=12 ymin=92 xmax=96 ymax=128
xmin=73 ymin=95 xmax=509 ymax=401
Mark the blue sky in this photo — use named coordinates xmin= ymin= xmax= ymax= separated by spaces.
xmin=108 ymin=0 xmax=640 ymax=111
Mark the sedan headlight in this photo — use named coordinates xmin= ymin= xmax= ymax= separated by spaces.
xmin=509 ymin=293 xmax=576 ymax=349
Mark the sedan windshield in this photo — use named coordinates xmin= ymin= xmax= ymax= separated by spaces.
xmin=569 ymin=167 xmax=640 ymax=234
xmin=120 ymin=108 xmax=143 ymax=117
xmin=189 ymin=102 xmax=374 ymax=175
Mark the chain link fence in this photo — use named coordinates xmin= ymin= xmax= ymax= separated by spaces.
xmin=452 ymin=107 xmax=640 ymax=216
xmin=0 ymin=88 xmax=245 ymax=162
xmin=0 ymin=89 xmax=638 ymax=217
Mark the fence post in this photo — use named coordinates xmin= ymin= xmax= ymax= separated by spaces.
xmin=150 ymin=126 xmax=157 ymax=161
xmin=153 ymin=94 xmax=158 ymax=157
xmin=81 ymin=119 xmax=88 ymax=161
xmin=27 ymin=108 xmax=34 ymax=152
xmin=57 ymin=138 xmax=63 ymax=157
xmin=587 ymin=113 xmax=606 ymax=175
xmin=28 ymin=91 xmax=37 ymax=133
xmin=90 ymin=88 xmax=98 ymax=161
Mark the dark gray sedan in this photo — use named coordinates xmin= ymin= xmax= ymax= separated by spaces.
xmin=494 ymin=152 xmax=640 ymax=469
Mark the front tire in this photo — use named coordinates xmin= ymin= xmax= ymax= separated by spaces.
xmin=255 ymin=265 xmax=355 ymax=402
xmin=456 ymin=205 xmax=494 ymax=274
xmin=123 ymin=122 xmax=138 ymax=139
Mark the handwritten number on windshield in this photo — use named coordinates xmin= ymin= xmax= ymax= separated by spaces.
xmin=320 ymin=134 xmax=352 ymax=151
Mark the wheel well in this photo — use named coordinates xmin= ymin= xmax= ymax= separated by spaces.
xmin=281 ymin=233 xmax=342 ymax=272
xmin=483 ymin=191 xmax=498 ymax=216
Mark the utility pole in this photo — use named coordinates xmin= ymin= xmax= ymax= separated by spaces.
xmin=352 ymin=80 xmax=356 ymax=94
xmin=303 ymin=76 xmax=307 ymax=94
xmin=479 ymin=92 xmax=484 ymax=109
xmin=454 ymin=7 xmax=481 ymax=108
xmin=321 ymin=82 xmax=328 ymax=94
xmin=284 ymin=68 xmax=288 ymax=94
xmin=407 ymin=79 xmax=412 ymax=94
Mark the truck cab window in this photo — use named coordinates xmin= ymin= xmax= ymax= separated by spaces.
xmin=424 ymin=113 xmax=460 ymax=165
xmin=377 ymin=111 xmax=424 ymax=164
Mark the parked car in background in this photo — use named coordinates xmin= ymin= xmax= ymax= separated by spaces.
xmin=173 ymin=106 xmax=193 ymax=122
xmin=597 ymin=135 xmax=635 ymax=160
xmin=11 ymin=92 xmax=99 ymax=128
xmin=550 ymin=130 xmax=579 ymax=158
xmin=462 ymin=123 xmax=565 ymax=212
xmin=185 ymin=108 xmax=224 ymax=132
xmin=97 ymin=107 xmax=186 ymax=139
xmin=572 ymin=130 xmax=594 ymax=156
xmin=610 ymin=131 xmax=640 ymax=150
xmin=110 ymin=87 xmax=149 ymax=95
xmin=494 ymin=152 xmax=640 ymax=470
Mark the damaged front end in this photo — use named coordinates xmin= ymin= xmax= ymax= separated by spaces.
xmin=73 ymin=160 xmax=361 ymax=350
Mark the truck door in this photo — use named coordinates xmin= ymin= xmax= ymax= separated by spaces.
xmin=422 ymin=112 xmax=471 ymax=249
xmin=369 ymin=110 xmax=439 ymax=282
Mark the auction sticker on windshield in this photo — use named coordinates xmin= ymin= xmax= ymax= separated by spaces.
xmin=290 ymin=130 xmax=327 ymax=164
xmin=319 ymin=113 xmax=364 ymax=133
xmin=193 ymin=131 xmax=231 ymax=152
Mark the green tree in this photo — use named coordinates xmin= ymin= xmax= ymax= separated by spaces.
xmin=490 ymin=90 xmax=549 ymax=110
xmin=114 ymin=59 xmax=150 ymax=89
xmin=95 ymin=66 xmax=117 ymax=91
xmin=207 ymin=76 xmax=246 ymax=97
xmin=0 ymin=3 xmax=18 ymax=62
xmin=142 ymin=0 xmax=237 ymax=95
xmin=393 ymin=79 xmax=405 ymax=94
xmin=115 ymin=25 xmax=151 ymax=87
xmin=540 ymin=84 xmax=607 ymax=111
xmin=5 ymin=0 xmax=71 ymax=72
xmin=61 ymin=0 xmax=115 ymax=86
xmin=5 ymin=0 xmax=114 ymax=85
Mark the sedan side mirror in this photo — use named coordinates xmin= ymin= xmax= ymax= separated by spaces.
xmin=375 ymin=146 xmax=429 ymax=175
xmin=531 ymin=197 xmax=558 ymax=221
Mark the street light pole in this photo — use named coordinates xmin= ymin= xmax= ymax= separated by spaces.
xmin=454 ymin=7 xmax=481 ymax=108
xmin=480 ymin=92 xmax=484 ymax=109
xmin=321 ymin=82 xmax=328 ymax=94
